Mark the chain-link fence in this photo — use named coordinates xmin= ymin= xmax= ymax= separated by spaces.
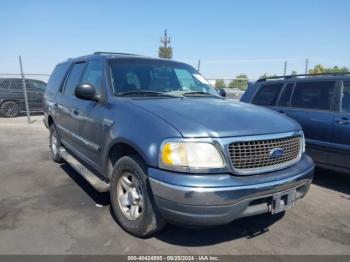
xmin=0 ymin=73 xmax=50 ymax=120
xmin=0 ymin=56 xmax=50 ymax=122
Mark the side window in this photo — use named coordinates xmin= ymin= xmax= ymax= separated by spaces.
xmin=0 ymin=79 xmax=12 ymax=89
xmin=341 ymin=81 xmax=350 ymax=113
xmin=25 ymin=80 xmax=35 ymax=90
xmin=30 ymin=80 xmax=46 ymax=91
xmin=278 ymin=83 xmax=294 ymax=107
xmin=47 ymin=63 xmax=70 ymax=94
xmin=291 ymin=81 xmax=335 ymax=110
xmin=81 ymin=60 xmax=104 ymax=92
xmin=11 ymin=79 xmax=23 ymax=90
xmin=63 ymin=63 xmax=86 ymax=96
xmin=252 ymin=83 xmax=284 ymax=106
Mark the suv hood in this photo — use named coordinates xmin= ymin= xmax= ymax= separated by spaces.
xmin=128 ymin=98 xmax=301 ymax=138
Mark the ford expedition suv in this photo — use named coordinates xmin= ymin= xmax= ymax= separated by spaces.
xmin=241 ymin=74 xmax=350 ymax=174
xmin=44 ymin=52 xmax=314 ymax=237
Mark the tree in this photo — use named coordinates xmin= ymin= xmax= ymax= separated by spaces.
xmin=291 ymin=70 xmax=297 ymax=75
xmin=308 ymin=64 xmax=349 ymax=74
xmin=228 ymin=74 xmax=249 ymax=90
xmin=215 ymin=79 xmax=226 ymax=88
xmin=258 ymin=73 xmax=277 ymax=79
xmin=158 ymin=30 xmax=173 ymax=59
xmin=158 ymin=46 xmax=173 ymax=59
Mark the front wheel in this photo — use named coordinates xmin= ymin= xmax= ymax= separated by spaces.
xmin=0 ymin=100 xmax=20 ymax=117
xmin=110 ymin=155 xmax=165 ymax=237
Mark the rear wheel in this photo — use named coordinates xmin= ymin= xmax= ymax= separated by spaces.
xmin=49 ymin=125 xmax=64 ymax=163
xmin=0 ymin=100 xmax=20 ymax=117
xmin=110 ymin=155 xmax=165 ymax=237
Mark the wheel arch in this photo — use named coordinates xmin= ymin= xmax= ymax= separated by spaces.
xmin=106 ymin=140 xmax=149 ymax=179
xmin=47 ymin=114 xmax=54 ymax=127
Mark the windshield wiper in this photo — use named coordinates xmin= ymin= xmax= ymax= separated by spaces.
xmin=118 ymin=90 xmax=178 ymax=97
xmin=182 ymin=91 xmax=220 ymax=97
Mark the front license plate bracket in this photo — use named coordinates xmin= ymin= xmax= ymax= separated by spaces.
xmin=271 ymin=189 xmax=296 ymax=214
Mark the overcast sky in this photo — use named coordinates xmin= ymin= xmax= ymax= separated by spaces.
xmin=1 ymin=0 xmax=349 ymax=80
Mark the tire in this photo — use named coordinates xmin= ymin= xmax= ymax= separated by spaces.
xmin=0 ymin=100 xmax=20 ymax=117
xmin=49 ymin=125 xmax=64 ymax=163
xmin=110 ymin=155 xmax=165 ymax=237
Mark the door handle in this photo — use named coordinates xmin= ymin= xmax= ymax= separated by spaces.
xmin=334 ymin=118 xmax=350 ymax=125
xmin=72 ymin=109 xmax=79 ymax=116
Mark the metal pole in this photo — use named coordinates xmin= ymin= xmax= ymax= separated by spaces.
xmin=305 ymin=58 xmax=309 ymax=76
xmin=19 ymin=56 xmax=31 ymax=123
xmin=197 ymin=59 xmax=201 ymax=72
xmin=284 ymin=61 xmax=287 ymax=76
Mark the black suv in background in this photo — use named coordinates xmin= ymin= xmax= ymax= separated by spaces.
xmin=0 ymin=78 xmax=47 ymax=117
xmin=241 ymin=74 xmax=350 ymax=174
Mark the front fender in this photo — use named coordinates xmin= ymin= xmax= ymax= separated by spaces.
xmin=101 ymin=100 xmax=182 ymax=175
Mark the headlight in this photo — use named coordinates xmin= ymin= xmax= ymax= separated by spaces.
xmin=160 ymin=141 xmax=225 ymax=170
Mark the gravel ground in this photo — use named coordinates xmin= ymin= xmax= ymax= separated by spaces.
xmin=0 ymin=116 xmax=349 ymax=255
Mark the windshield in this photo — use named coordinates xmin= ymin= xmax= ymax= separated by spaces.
xmin=109 ymin=59 xmax=218 ymax=96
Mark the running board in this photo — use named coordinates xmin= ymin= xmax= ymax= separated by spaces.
xmin=58 ymin=148 xmax=110 ymax=192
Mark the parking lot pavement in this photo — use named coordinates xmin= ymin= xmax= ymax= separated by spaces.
xmin=0 ymin=116 xmax=349 ymax=255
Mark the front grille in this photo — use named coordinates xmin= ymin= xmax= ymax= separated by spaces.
xmin=228 ymin=135 xmax=301 ymax=174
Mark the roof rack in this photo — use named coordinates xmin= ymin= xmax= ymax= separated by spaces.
xmin=257 ymin=72 xmax=350 ymax=82
xmin=93 ymin=51 xmax=139 ymax=56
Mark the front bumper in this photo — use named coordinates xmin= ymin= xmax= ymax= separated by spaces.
xmin=148 ymin=154 xmax=314 ymax=226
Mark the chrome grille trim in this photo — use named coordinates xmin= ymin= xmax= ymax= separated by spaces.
xmin=227 ymin=132 xmax=303 ymax=175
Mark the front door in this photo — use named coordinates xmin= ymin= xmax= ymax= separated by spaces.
xmin=72 ymin=60 xmax=105 ymax=171
xmin=55 ymin=62 xmax=86 ymax=150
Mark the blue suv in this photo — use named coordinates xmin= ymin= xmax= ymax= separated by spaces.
xmin=44 ymin=52 xmax=314 ymax=237
xmin=241 ymin=74 xmax=350 ymax=174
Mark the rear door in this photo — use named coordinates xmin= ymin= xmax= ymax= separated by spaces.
xmin=287 ymin=80 xmax=337 ymax=164
xmin=8 ymin=79 xmax=25 ymax=110
xmin=329 ymin=80 xmax=350 ymax=170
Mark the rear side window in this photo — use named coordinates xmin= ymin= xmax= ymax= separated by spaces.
xmin=0 ymin=79 xmax=12 ymax=89
xmin=252 ymin=83 xmax=283 ymax=106
xmin=278 ymin=83 xmax=294 ymax=107
xmin=10 ymin=79 xmax=23 ymax=90
xmin=30 ymin=80 xmax=46 ymax=91
xmin=342 ymin=81 xmax=350 ymax=113
xmin=46 ymin=63 xmax=70 ymax=95
xmin=63 ymin=63 xmax=86 ymax=96
xmin=291 ymin=81 xmax=335 ymax=110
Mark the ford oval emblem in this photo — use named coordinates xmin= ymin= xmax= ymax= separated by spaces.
xmin=270 ymin=148 xmax=284 ymax=159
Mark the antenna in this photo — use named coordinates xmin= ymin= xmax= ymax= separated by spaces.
xmin=160 ymin=29 xmax=171 ymax=48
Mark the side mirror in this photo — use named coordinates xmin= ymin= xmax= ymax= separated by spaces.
xmin=75 ymin=83 xmax=99 ymax=101
xmin=217 ymin=88 xmax=226 ymax=97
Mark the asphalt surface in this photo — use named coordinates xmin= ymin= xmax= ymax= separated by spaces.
xmin=0 ymin=116 xmax=349 ymax=255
